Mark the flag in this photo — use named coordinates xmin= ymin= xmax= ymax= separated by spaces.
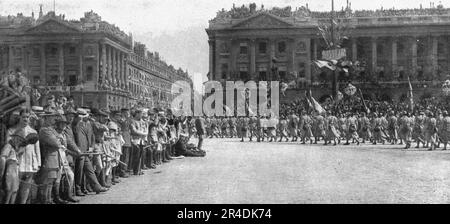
xmin=281 ymin=82 xmax=289 ymax=96
xmin=314 ymin=60 xmax=336 ymax=71
xmin=358 ymin=88 xmax=370 ymax=114
xmin=407 ymin=76 xmax=414 ymax=112
xmin=306 ymin=89 xmax=325 ymax=114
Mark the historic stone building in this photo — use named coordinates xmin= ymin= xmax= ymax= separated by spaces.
xmin=0 ymin=8 xmax=192 ymax=110
xmin=206 ymin=3 xmax=450 ymax=103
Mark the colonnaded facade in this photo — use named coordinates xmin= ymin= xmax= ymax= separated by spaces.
xmin=206 ymin=3 xmax=450 ymax=103
xmin=0 ymin=7 xmax=193 ymax=110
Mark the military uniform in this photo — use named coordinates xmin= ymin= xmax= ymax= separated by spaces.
xmin=300 ymin=114 xmax=314 ymax=143
xmin=278 ymin=118 xmax=289 ymax=142
xmin=440 ymin=114 xmax=450 ymax=149
xmin=387 ymin=114 xmax=399 ymax=143
xmin=358 ymin=115 xmax=372 ymax=143
xmin=413 ymin=113 xmax=425 ymax=147
xmin=288 ymin=113 xmax=299 ymax=141
xmin=326 ymin=115 xmax=340 ymax=144
xmin=399 ymin=114 xmax=413 ymax=148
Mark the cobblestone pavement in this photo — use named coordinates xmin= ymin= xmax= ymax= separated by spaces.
xmin=79 ymin=139 xmax=450 ymax=204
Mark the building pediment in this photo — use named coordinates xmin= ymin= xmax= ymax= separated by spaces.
xmin=232 ymin=13 xmax=294 ymax=29
xmin=26 ymin=19 xmax=81 ymax=34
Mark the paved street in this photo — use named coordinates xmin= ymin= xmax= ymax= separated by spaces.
xmin=80 ymin=138 xmax=450 ymax=204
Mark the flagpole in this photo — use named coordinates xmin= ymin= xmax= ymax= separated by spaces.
xmin=331 ymin=0 xmax=339 ymax=99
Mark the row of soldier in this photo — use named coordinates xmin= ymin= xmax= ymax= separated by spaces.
xmin=202 ymin=109 xmax=450 ymax=151
xmin=0 ymin=102 xmax=205 ymax=204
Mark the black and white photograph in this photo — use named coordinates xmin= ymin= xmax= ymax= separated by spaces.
xmin=1 ymin=0 xmax=450 ymax=207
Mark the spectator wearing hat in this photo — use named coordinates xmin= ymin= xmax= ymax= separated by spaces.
xmin=62 ymin=108 xmax=81 ymax=202
xmin=0 ymin=128 xmax=30 ymax=204
xmin=105 ymin=121 xmax=123 ymax=185
xmin=91 ymin=108 xmax=111 ymax=188
xmin=5 ymin=108 xmax=40 ymax=204
xmin=43 ymin=95 xmax=57 ymax=113
xmin=36 ymin=113 xmax=66 ymax=204
xmin=130 ymin=108 xmax=148 ymax=175
xmin=117 ymin=108 xmax=132 ymax=177
xmin=72 ymin=108 xmax=108 ymax=196
xmin=52 ymin=114 xmax=78 ymax=204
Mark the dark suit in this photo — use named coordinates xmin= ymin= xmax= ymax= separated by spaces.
xmin=72 ymin=120 xmax=102 ymax=192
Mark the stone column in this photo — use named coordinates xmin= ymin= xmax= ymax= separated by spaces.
xmin=371 ymin=37 xmax=377 ymax=72
xmin=58 ymin=43 xmax=64 ymax=84
xmin=431 ymin=35 xmax=438 ymax=79
xmin=250 ymin=39 xmax=256 ymax=80
xmin=391 ymin=37 xmax=398 ymax=77
xmin=411 ymin=37 xmax=418 ymax=78
xmin=312 ymin=38 xmax=318 ymax=60
xmin=40 ymin=44 xmax=46 ymax=84
xmin=352 ymin=38 xmax=358 ymax=62
xmin=208 ymin=39 xmax=215 ymax=80
xmin=305 ymin=38 xmax=312 ymax=85
xmin=118 ymin=52 xmax=123 ymax=89
xmin=230 ymin=39 xmax=237 ymax=80
xmin=79 ymin=42 xmax=83 ymax=84
xmin=291 ymin=39 xmax=296 ymax=76
xmin=113 ymin=49 xmax=120 ymax=87
xmin=101 ymin=43 xmax=106 ymax=84
xmin=269 ymin=39 xmax=276 ymax=81
xmin=108 ymin=45 xmax=113 ymax=84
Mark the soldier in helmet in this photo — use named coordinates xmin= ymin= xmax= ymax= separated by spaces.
xmin=278 ymin=115 xmax=289 ymax=142
xmin=287 ymin=110 xmax=299 ymax=142
xmin=399 ymin=111 xmax=413 ymax=149
xmin=300 ymin=110 xmax=314 ymax=144
xmin=358 ymin=112 xmax=371 ymax=144
xmin=326 ymin=111 xmax=340 ymax=146
xmin=413 ymin=111 xmax=426 ymax=148
xmin=440 ymin=111 xmax=450 ymax=150
xmin=387 ymin=110 xmax=399 ymax=144
xmin=424 ymin=111 xmax=438 ymax=151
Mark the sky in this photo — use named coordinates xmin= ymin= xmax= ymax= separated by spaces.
xmin=0 ymin=0 xmax=444 ymax=91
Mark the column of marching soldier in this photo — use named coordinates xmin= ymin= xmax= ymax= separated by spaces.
xmin=204 ymin=106 xmax=450 ymax=151
xmin=0 ymin=96 xmax=206 ymax=204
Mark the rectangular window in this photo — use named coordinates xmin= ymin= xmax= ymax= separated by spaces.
xmin=51 ymin=47 xmax=58 ymax=55
xmin=221 ymin=64 xmax=228 ymax=79
xmin=298 ymin=62 xmax=306 ymax=78
xmin=33 ymin=48 xmax=40 ymax=58
xmin=50 ymin=75 xmax=58 ymax=85
xmin=259 ymin=71 xmax=267 ymax=80
xmin=278 ymin=41 xmax=286 ymax=54
xmin=240 ymin=45 xmax=248 ymax=55
xmin=86 ymin=66 xmax=93 ymax=81
xmin=279 ymin=71 xmax=287 ymax=80
xmin=69 ymin=75 xmax=77 ymax=86
xmin=69 ymin=46 xmax=76 ymax=55
xmin=259 ymin=42 xmax=267 ymax=54
xmin=33 ymin=76 xmax=41 ymax=84
xmin=239 ymin=71 xmax=248 ymax=80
